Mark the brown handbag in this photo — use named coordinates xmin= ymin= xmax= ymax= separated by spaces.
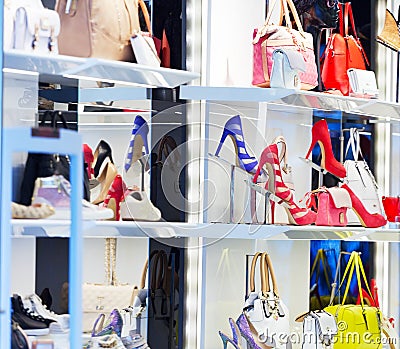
xmin=55 ymin=0 xmax=150 ymax=61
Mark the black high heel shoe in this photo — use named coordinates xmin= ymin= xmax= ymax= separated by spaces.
xmin=93 ymin=140 xmax=114 ymax=178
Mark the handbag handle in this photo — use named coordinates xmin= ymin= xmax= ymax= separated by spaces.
xmin=157 ymin=135 xmax=178 ymax=162
xmin=310 ymin=249 xmax=332 ymax=292
xmin=256 ymin=0 xmax=306 ymax=41
xmin=138 ymin=0 xmax=152 ymax=35
xmin=39 ymin=110 xmax=69 ymax=129
xmin=261 ymin=252 xmax=280 ymax=297
xmin=249 ymin=252 xmax=262 ymax=293
xmin=336 ymin=252 xmax=376 ymax=307
xmin=339 ymin=2 xmax=370 ymax=66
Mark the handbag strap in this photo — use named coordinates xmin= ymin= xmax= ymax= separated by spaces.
xmin=261 ymin=252 xmax=280 ymax=297
xmin=249 ymin=252 xmax=262 ymax=293
xmin=105 ymin=237 xmax=118 ymax=286
xmin=138 ymin=0 xmax=152 ymax=34
xmin=310 ymin=249 xmax=332 ymax=292
xmin=40 ymin=110 xmax=69 ymax=129
xmin=157 ymin=135 xmax=178 ymax=162
xmin=257 ymin=0 xmax=305 ymax=38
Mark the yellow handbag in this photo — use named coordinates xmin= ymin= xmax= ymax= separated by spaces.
xmin=324 ymin=251 xmax=382 ymax=349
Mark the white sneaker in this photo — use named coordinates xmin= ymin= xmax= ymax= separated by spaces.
xmin=120 ymin=191 xmax=161 ymax=221
xmin=23 ymin=294 xmax=69 ymax=333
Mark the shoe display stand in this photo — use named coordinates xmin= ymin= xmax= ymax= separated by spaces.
xmin=178 ymin=85 xmax=400 ymax=348
xmin=0 ymin=128 xmax=83 ymax=349
xmin=2 ymin=1 xmax=400 ymax=348
xmin=0 ymin=47 xmax=199 ymax=349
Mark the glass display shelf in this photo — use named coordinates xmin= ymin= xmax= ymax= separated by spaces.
xmin=4 ymin=49 xmax=199 ymax=88
xmin=11 ymin=220 xmax=400 ymax=242
xmin=180 ymin=86 xmax=400 ymax=121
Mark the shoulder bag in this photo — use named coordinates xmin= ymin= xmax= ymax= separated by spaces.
xmin=343 ymin=128 xmax=383 ymax=224
xmin=82 ymin=238 xmax=137 ymax=333
xmin=321 ymin=2 xmax=369 ymax=95
xmin=295 ymin=310 xmax=337 ymax=349
xmin=252 ymin=0 xmax=318 ymax=90
xmin=243 ymin=252 xmax=290 ymax=349
xmin=324 ymin=251 xmax=382 ymax=349
xmin=55 ymin=0 xmax=149 ymax=61
xmin=307 ymin=186 xmax=352 ymax=227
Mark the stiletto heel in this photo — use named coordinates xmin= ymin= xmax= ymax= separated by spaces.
xmin=341 ymin=184 xmax=387 ymax=228
xmin=253 ymin=144 xmax=316 ymax=225
xmin=270 ymin=201 xmax=276 ymax=224
xmin=124 ymin=115 xmax=150 ymax=172
xmin=103 ymin=175 xmax=126 ymax=221
xmin=91 ymin=162 xmax=118 ymax=205
xmin=303 ymin=119 xmax=346 ymax=179
xmin=93 ymin=140 xmax=114 ymax=178
xmin=219 ymin=331 xmax=240 ymax=349
xmin=236 ymin=313 xmax=272 ymax=349
xmin=214 ymin=115 xmax=258 ymax=174
xmin=219 ymin=318 xmax=242 ymax=349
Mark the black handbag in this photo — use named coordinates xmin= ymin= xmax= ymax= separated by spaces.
xmin=11 ymin=321 xmax=29 ymax=349
xmin=18 ymin=110 xmax=89 ymax=205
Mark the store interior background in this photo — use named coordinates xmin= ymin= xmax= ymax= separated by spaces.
xmin=6 ymin=0 xmax=400 ymax=348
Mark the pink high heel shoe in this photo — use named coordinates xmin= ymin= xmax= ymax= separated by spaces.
xmin=253 ymin=144 xmax=316 ymax=225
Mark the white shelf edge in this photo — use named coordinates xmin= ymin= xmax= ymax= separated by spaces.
xmin=11 ymin=220 xmax=400 ymax=242
xmin=180 ymin=86 xmax=400 ymax=121
xmin=4 ymin=49 xmax=200 ymax=88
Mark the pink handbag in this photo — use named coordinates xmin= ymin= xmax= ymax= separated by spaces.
xmin=308 ymin=187 xmax=352 ymax=226
xmin=252 ymin=0 xmax=318 ymax=90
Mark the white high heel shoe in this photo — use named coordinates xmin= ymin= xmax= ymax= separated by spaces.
xmin=120 ymin=191 xmax=161 ymax=221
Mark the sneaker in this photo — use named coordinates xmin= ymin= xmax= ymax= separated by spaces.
xmin=122 ymin=332 xmax=150 ymax=349
xmin=32 ymin=175 xmax=114 ymax=220
xmin=120 ymin=191 xmax=161 ymax=221
xmin=23 ymin=294 xmax=69 ymax=333
xmin=11 ymin=294 xmax=51 ymax=336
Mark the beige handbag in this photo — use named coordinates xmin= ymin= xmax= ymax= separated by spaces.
xmin=55 ymin=0 xmax=150 ymax=61
xmin=82 ymin=238 xmax=137 ymax=333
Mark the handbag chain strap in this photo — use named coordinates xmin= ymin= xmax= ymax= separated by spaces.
xmin=105 ymin=237 xmax=118 ymax=285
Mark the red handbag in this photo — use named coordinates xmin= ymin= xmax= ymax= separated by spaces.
xmin=321 ymin=2 xmax=369 ymax=95
xmin=382 ymin=196 xmax=400 ymax=222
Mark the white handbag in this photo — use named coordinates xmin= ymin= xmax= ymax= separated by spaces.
xmin=270 ymin=48 xmax=306 ymax=89
xmin=14 ymin=6 xmax=60 ymax=54
xmin=347 ymin=68 xmax=379 ymax=97
xmin=130 ymin=26 xmax=160 ymax=67
xmin=82 ymin=238 xmax=137 ymax=333
xmin=343 ymin=128 xmax=383 ymax=224
xmin=296 ymin=310 xmax=338 ymax=349
xmin=244 ymin=252 xmax=290 ymax=349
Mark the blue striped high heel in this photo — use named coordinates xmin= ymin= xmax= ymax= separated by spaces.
xmin=124 ymin=115 xmax=149 ymax=172
xmin=214 ymin=115 xmax=258 ymax=174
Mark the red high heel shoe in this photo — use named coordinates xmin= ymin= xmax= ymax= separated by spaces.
xmin=83 ymin=144 xmax=94 ymax=179
xmin=253 ymin=144 xmax=316 ymax=225
xmin=304 ymin=119 xmax=346 ymax=179
xmin=341 ymin=184 xmax=387 ymax=228
xmin=103 ymin=175 xmax=127 ymax=221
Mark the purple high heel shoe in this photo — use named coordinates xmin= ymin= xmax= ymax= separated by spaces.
xmin=92 ymin=309 xmax=123 ymax=337
xmin=219 ymin=318 xmax=243 ymax=349
xmin=236 ymin=313 xmax=272 ymax=349
xmin=124 ymin=115 xmax=149 ymax=172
